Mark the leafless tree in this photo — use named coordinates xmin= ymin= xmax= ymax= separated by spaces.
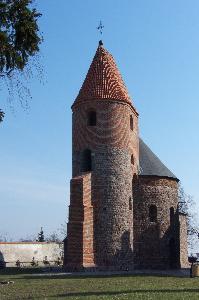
xmin=178 ymin=184 xmax=199 ymax=252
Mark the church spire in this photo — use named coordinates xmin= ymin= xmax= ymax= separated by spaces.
xmin=73 ymin=43 xmax=134 ymax=107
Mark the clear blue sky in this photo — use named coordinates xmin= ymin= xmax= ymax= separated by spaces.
xmin=0 ymin=0 xmax=199 ymax=241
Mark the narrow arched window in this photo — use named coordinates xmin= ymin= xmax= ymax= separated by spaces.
xmin=149 ymin=205 xmax=157 ymax=222
xmin=131 ymin=154 xmax=134 ymax=165
xmin=130 ymin=115 xmax=133 ymax=131
xmin=129 ymin=197 xmax=132 ymax=210
xmin=170 ymin=207 xmax=175 ymax=224
xmin=81 ymin=149 xmax=92 ymax=172
xmin=87 ymin=111 xmax=96 ymax=126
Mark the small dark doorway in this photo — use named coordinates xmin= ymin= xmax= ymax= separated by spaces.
xmin=169 ymin=238 xmax=178 ymax=269
xmin=81 ymin=149 xmax=92 ymax=172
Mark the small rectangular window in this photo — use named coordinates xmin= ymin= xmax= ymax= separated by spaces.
xmin=129 ymin=197 xmax=132 ymax=210
xmin=88 ymin=111 xmax=96 ymax=126
xmin=170 ymin=207 xmax=175 ymax=224
xmin=149 ymin=205 xmax=157 ymax=222
xmin=81 ymin=149 xmax=92 ymax=172
xmin=130 ymin=115 xmax=133 ymax=131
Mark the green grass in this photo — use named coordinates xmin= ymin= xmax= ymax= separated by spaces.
xmin=0 ymin=269 xmax=199 ymax=300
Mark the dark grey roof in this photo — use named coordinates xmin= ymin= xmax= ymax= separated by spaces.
xmin=139 ymin=138 xmax=178 ymax=180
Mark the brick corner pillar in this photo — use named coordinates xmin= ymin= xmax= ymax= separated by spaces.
xmin=65 ymin=173 xmax=95 ymax=270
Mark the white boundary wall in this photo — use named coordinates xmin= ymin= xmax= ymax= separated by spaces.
xmin=0 ymin=242 xmax=63 ymax=267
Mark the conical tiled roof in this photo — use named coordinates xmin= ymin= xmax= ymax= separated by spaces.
xmin=73 ymin=42 xmax=132 ymax=107
xmin=139 ymin=138 xmax=178 ymax=180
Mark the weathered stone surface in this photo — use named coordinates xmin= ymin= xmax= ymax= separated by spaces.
xmin=92 ymin=146 xmax=134 ymax=269
xmin=0 ymin=242 xmax=63 ymax=267
xmin=133 ymin=176 xmax=188 ymax=269
xmin=178 ymin=214 xmax=189 ymax=268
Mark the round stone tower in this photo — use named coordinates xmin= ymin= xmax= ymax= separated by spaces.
xmin=66 ymin=41 xmax=139 ymax=270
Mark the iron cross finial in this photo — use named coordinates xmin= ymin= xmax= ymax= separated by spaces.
xmin=97 ymin=20 xmax=104 ymax=35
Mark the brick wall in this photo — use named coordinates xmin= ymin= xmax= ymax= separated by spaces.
xmin=72 ymin=100 xmax=138 ymax=177
xmin=66 ymin=173 xmax=95 ymax=269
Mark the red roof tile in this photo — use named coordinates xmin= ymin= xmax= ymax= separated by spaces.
xmin=73 ymin=43 xmax=133 ymax=107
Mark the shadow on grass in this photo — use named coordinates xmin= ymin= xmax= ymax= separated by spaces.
xmin=0 ymin=268 xmax=190 ymax=280
xmin=16 ymin=273 xmax=187 ymax=281
xmin=0 ymin=267 xmax=54 ymax=276
xmin=46 ymin=288 xmax=199 ymax=298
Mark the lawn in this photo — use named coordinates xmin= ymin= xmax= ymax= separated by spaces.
xmin=0 ymin=269 xmax=199 ymax=300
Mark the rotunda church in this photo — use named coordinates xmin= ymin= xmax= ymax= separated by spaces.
xmin=65 ymin=41 xmax=188 ymax=270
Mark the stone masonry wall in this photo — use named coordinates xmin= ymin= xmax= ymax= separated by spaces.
xmin=178 ymin=213 xmax=189 ymax=268
xmin=82 ymin=173 xmax=95 ymax=268
xmin=92 ymin=147 xmax=133 ymax=269
xmin=133 ymin=176 xmax=180 ymax=269
xmin=69 ymin=99 xmax=139 ymax=270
